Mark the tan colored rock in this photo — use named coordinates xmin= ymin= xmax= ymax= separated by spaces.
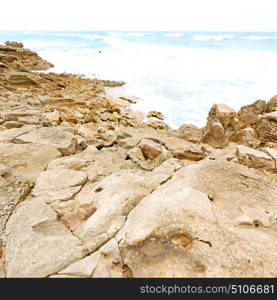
xmin=202 ymin=104 xmax=239 ymax=148
xmin=59 ymin=238 xmax=124 ymax=278
xmin=0 ymin=165 xmax=30 ymax=236
xmin=1 ymin=108 xmax=40 ymax=122
xmin=171 ymin=143 xmax=206 ymax=161
xmin=43 ymin=110 xmax=61 ymax=123
xmin=173 ymin=124 xmax=202 ymax=143
xmin=201 ymin=121 xmax=228 ymax=148
xmin=236 ymin=127 xmax=260 ymax=148
xmin=0 ymin=165 xmax=30 ymax=278
xmin=84 ymin=147 xmax=134 ymax=181
xmin=238 ymin=100 xmax=266 ymax=126
xmin=0 ymin=143 xmax=61 ymax=182
xmin=74 ymin=160 xmax=182 ymax=252
xmin=208 ymin=103 xmax=237 ymax=128
xmin=117 ymin=137 xmax=140 ymax=149
xmin=6 ymin=72 xmax=40 ymax=87
xmin=263 ymin=147 xmax=277 ymax=168
xmin=139 ymin=138 xmax=163 ymax=160
xmin=59 ymin=251 xmax=101 ymax=278
xmin=236 ymin=145 xmax=275 ymax=171
xmin=147 ymin=111 xmax=165 ymax=120
xmin=128 ymin=139 xmax=168 ymax=170
xmin=3 ymin=121 xmax=23 ymax=129
xmin=33 ymin=168 xmax=87 ymax=203
xmin=0 ymin=125 xmax=35 ymax=142
xmin=266 ymin=95 xmax=277 ymax=112
xmin=4 ymin=197 xmax=85 ymax=277
xmin=15 ymin=127 xmax=77 ymax=155
xmin=116 ymin=160 xmax=277 ymax=277
xmin=256 ymin=113 xmax=277 ymax=143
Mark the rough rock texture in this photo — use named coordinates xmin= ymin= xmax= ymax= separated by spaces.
xmin=116 ymin=160 xmax=277 ymax=277
xmin=0 ymin=143 xmax=61 ymax=182
xmin=4 ymin=198 xmax=85 ymax=277
xmin=15 ymin=127 xmax=77 ymax=156
xmin=0 ymin=42 xmax=277 ymax=278
xmin=236 ymin=145 xmax=275 ymax=172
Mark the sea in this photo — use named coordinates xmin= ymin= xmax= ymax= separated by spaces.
xmin=1 ymin=31 xmax=277 ymax=128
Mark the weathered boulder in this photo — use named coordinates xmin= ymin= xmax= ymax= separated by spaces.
xmin=173 ymin=124 xmax=202 ymax=143
xmin=236 ymin=145 xmax=275 ymax=171
xmin=238 ymin=100 xmax=266 ymax=126
xmin=15 ymin=127 xmax=77 ymax=155
xmin=0 ymin=165 xmax=30 ymax=278
xmin=202 ymin=104 xmax=239 ymax=148
xmin=58 ymin=238 xmax=124 ymax=278
xmin=74 ymin=159 xmax=183 ymax=252
xmin=4 ymin=197 xmax=85 ymax=277
xmin=6 ymin=72 xmax=40 ymax=87
xmin=0 ymin=126 xmax=35 ymax=143
xmin=0 ymin=165 xmax=30 ymax=236
xmin=128 ymin=139 xmax=168 ymax=170
xmin=266 ymin=95 xmax=277 ymax=112
xmin=33 ymin=168 xmax=88 ymax=203
xmin=0 ymin=143 xmax=61 ymax=182
xmin=255 ymin=112 xmax=277 ymax=143
xmin=201 ymin=121 xmax=228 ymax=148
xmin=115 ymin=160 xmax=277 ymax=277
xmin=236 ymin=127 xmax=260 ymax=148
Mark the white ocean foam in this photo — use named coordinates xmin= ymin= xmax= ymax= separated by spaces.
xmin=49 ymin=32 xmax=107 ymax=41
xmin=242 ymin=35 xmax=277 ymax=40
xmin=23 ymin=40 xmax=80 ymax=50
xmin=164 ymin=33 xmax=184 ymax=38
xmin=36 ymin=34 xmax=277 ymax=128
xmin=193 ymin=34 xmax=234 ymax=41
xmin=107 ymin=32 xmax=123 ymax=37
xmin=126 ymin=33 xmax=150 ymax=37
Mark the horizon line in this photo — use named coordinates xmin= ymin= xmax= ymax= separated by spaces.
xmin=1 ymin=29 xmax=277 ymax=33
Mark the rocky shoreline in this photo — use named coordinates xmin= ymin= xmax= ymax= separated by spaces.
xmin=0 ymin=41 xmax=276 ymax=277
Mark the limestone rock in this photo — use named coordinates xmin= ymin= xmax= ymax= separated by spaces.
xmin=238 ymin=100 xmax=266 ymax=126
xmin=236 ymin=127 xmax=260 ymax=148
xmin=256 ymin=113 xmax=277 ymax=143
xmin=0 ymin=165 xmax=30 ymax=236
xmin=15 ymin=127 xmax=77 ymax=155
xmin=74 ymin=160 xmax=182 ymax=252
xmin=128 ymin=139 xmax=168 ymax=170
xmin=117 ymin=137 xmax=140 ymax=149
xmin=33 ymin=168 xmax=87 ymax=203
xmin=0 ymin=143 xmax=61 ymax=182
xmin=116 ymin=160 xmax=277 ymax=277
xmin=208 ymin=103 xmax=237 ymax=128
xmin=201 ymin=121 xmax=228 ymax=148
xmin=173 ymin=124 xmax=202 ymax=143
xmin=171 ymin=143 xmax=207 ymax=161
xmin=147 ymin=111 xmax=165 ymax=120
xmin=6 ymin=72 xmax=40 ymax=87
xmin=4 ymin=197 xmax=85 ymax=277
xmin=0 ymin=126 xmax=35 ymax=143
xmin=202 ymin=104 xmax=239 ymax=148
xmin=236 ymin=145 xmax=275 ymax=171
xmin=266 ymin=95 xmax=277 ymax=112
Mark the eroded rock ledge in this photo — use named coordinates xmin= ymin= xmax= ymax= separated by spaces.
xmin=0 ymin=41 xmax=277 ymax=278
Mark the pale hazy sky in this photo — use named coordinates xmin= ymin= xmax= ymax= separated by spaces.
xmin=1 ymin=0 xmax=277 ymax=31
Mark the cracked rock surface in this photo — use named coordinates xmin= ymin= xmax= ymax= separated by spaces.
xmin=0 ymin=41 xmax=277 ymax=277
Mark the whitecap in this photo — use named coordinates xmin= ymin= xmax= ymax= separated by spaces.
xmin=107 ymin=32 xmax=123 ymax=37
xmin=126 ymin=33 xmax=150 ymax=37
xmin=242 ymin=35 xmax=277 ymax=40
xmin=193 ymin=34 xmax=234 ymax=41
xmin=164 ymin=33 xmax=184 ymax=38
